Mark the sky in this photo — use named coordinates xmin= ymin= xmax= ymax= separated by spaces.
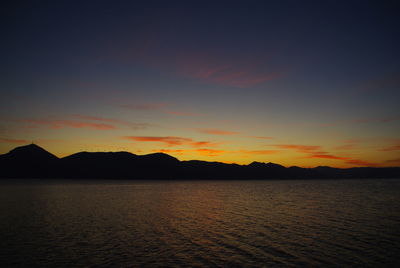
xmin=1 ymin=0 xmax=399 ymax=167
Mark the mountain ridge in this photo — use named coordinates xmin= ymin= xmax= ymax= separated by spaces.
xmin=0 ymin=144 xmax=399 ymax=180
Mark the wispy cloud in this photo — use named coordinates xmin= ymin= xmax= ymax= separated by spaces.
xmin=190 ymin=141 xmax=220 ymax=147
xmin=344 ymin=159 xmax=376 ymax=166
xmin=71 ymin=115 xmax=149 ymax=129
xmin=240 ymin=150 xmax=280 ymax=155
xmin=350 ymin=117 xmax=400 ymax=124
xmin=249 ymin=136 xmax=274 ymax=140
xmin=121 ymin=102 xmax=199 ymax=117
xmin=0 ymin=138 xmax=28 ymax=144
xmin=164 ymin=110 xmax=199 ymax=116
xmin=195 ymin=148 xmax=225 ymax=156
xmin=154 ymin=148 xmax=225 ymax=157
xmin=334 ymin=144 xmax=356 ymax=150
xmin=358 ymin=72 xmax=400 ymax=92
xmin=19 ymin=115 xmax=150 ymax=131
xmin=273 ymin=144 xmax=321 ymax=153
xmin=124 ymin=136 xmax=220 ymax=148
xmin=121 ymin=103 xmax=168 ymax=111
xmin=156 ymin=149 xmax=186 ymax=155
xmin=22 ymin=119 xmax=116 ymax=130
xmin=108 ymin=45 xmax=284 ymax=88
xmin=308 ymin=152 xmax=376 ymax=166
xmin=379 ymin=145 xmax=400 ymax=151
xmin=307 ymin=153 xmax=348 ymax=160
xmin=384 ymin=158 xmax=400 ymax=165
xmin=198 ymin=129 xmax=239 ymax=135
xmin=274 ymin=143 xmax=376 ymax=166
xmin=124 ymin=136 xmax=192 ymax=146
xmin=173 ymin=54 xmax=283 ymax=87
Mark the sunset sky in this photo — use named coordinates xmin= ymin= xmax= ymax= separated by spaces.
xmin=1 ymin=1 xmax=399 ymax=167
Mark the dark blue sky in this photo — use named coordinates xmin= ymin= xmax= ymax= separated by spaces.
xmin=1 ymin=0 xmax=399 ymax=167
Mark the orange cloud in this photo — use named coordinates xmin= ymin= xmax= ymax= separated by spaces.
xmin=124 ymin=136 xmax=221 ymax=148
xmin=275 ymin=143 xmax=376 ymax=167
xmin=195 ymin=149 xmax=225 ymax=156
xmin=199 ymin=129 xmax=239 ymax=135
xmin=345 ymin=159 xmax=377 ymax=167
xmin=307 ymin=152 xmax=377 ymax=166
xmin=124 ymin=136 xmax=192 ymax=146
xmin=190 ymin=141 xmax=220 ymax=147
xmin=22 ymin=119 xmax=116 ymax=130
xmin=308 ymin=154 xmax=348 ymax=160
xmin=153 ymin=148 xmax=226 ymax=157
xmin=274 ymin=144 xmax=321 ymax=153
xmin=155 ymin=149 xmax=187 ymax=155
xmin=0 ymin=138 xmax=28 ymax=144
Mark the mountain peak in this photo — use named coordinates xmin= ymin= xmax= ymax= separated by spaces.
xmin=248 ymin=161 xmax=285 ymax=169
xmin=7 ymin=143 xmax=59 ymax=161
xmin=141 ymin=152 xmax=179 ymax=162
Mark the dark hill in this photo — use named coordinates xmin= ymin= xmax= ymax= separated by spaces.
xmin=0 ymin=144 xmax=58 ymax=178
xmin=5 ymin=143 xmax=58 ymax=161
xmin=0 ymin=144 xmax=399 ymax=180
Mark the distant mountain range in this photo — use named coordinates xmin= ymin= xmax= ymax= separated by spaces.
xmin=0 ymin=144 xmax=399 ymax=180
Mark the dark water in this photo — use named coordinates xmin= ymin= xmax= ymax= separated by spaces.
xmin=0 ymin=179 xmax=399 ymax=267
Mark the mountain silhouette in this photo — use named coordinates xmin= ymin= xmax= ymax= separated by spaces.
xmin=3 ymin=143 xmax=58 ymax=161
xmin=0 ymin=144 xmax=399 ymax=180
xmin=0 ymin=144 xmax=58 ymax=178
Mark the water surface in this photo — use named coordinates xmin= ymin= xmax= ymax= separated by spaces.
xmin=1 ymin=179 xmax=399 ymax=267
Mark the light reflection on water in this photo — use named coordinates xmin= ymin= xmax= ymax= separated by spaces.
xmin=0 ymin=179 xmax=399 ymax=267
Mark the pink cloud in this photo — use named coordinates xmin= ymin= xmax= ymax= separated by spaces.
xmin=170 ymin=53 xmax=284 ymax=87
xmin=109 ymin=46 xmax=283 ymax=88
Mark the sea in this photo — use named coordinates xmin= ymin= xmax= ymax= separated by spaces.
xmin=0 ymin=179 xmax=399 ymax=267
